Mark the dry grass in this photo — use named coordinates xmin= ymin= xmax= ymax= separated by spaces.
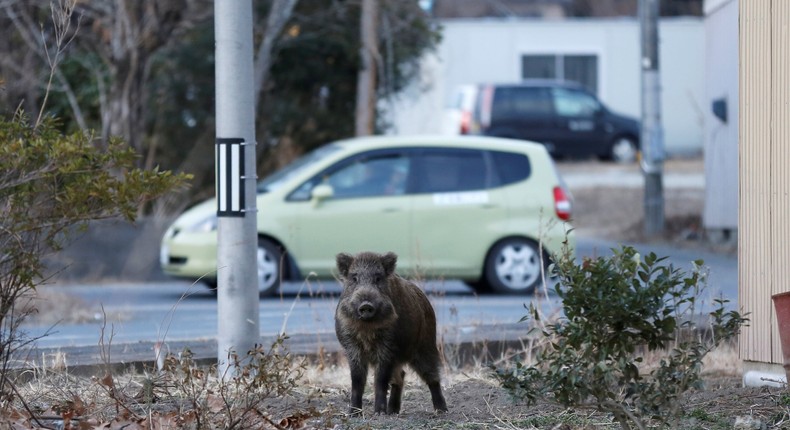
xmin=7 ymin=340 xmax=787 ymax=430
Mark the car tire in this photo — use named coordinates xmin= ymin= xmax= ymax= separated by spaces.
xmin=609 ymin=137 xmax=638 ymax=164
xmin=257 ymin=238 xmax=283 ymax=296
xmin=203 ymin=279 xmax=218 ymax=293
xmin=484 ymin=238 xmax=545 ymax=294
xmin=463 ymin=280 xmax=492 ymax=294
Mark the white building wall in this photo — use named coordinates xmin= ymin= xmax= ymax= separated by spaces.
xmin=386 ymin=18 xmax=705 ymax=157
xmin=703 ymin=0 xmax=739 ymax=231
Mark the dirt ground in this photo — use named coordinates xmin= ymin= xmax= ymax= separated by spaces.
xmin=253 ymin=345 xmax=787 ymax=430
xmin=560 ymin=159 xmax=702 ymax=239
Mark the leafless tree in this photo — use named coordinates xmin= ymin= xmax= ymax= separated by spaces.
xmin=254 ymin=0 xmax=299 ymax=110
xmin=1 ymin=0 xmax=84 ymax=127
xmin=1 ymin=0 xmax=211 ymax=162
xmin=75 ymin=0 xmax=212 ymax=159
xmin=355 ymin=0 xmax=378 ymax=136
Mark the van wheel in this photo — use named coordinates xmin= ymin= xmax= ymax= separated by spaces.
xmin=257 ymin=238 xmax=282 ymax=296
xmin=484 ymin=238 xmax=545 ymax=294
xmin=609 ymin=137 xmax=638 ymax=163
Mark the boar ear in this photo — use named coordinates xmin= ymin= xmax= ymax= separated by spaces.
xmin=381 ymin=252 xmax=398 ymax=277
xmin=336 ymin=253 xmax=354 ymax=278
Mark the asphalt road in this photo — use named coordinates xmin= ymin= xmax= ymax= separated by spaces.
xmin=22 ymin=235 xmax=737 ymax=352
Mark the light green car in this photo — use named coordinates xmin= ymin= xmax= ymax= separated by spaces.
xmin=160 ymin=135 xmax=574 ymax=295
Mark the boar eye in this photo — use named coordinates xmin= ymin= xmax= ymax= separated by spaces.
xmin=374 ymin=275 xmax=381 ymax=283
xmin=350 ymin=274 xmax=358 ymax=283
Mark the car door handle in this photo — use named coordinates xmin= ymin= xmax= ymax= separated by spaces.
xmin=381 ymin=208 xmax=400 ymax=213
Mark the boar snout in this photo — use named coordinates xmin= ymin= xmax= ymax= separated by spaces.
xmin=357 ymin=301 xmax=376 ymax=320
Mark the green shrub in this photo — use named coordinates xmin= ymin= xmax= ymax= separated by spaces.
xmin=494 ymin=246 xmax=747 ymax=430
xmin=0 ymin=112 xmax=190 ymax=406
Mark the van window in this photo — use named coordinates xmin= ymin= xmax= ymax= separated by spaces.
xmin=490 ymin=151 xmax=531 ymax=186
xmin=551 ymin=88 xmax=601 ymax=118
xmin=522 ymin=54 xmax=599 ymax=94
xmin=413 ymin=149 xmax=488 ymax=193
xmin=491 ymin=87 xmax=553 ymax=119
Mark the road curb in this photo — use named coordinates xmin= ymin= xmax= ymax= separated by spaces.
xmin=14 ymin=323 xmax=532 ymax=378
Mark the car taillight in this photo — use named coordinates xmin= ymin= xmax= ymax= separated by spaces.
xmin=553 ymin=186 xmax=572 ymax=221
xmin=460 ymin=111 xmax=471 ymax=134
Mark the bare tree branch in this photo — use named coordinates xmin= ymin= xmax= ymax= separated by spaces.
xmin=254 ymin=0 xmax=299 ymax=109
xmin=355 ymin=0 xmax=379 ymax=136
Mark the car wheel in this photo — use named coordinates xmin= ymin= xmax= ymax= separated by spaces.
xmin=257 ymin=238 xmax=282 ymax=296
xmin=484 ymin=239 xmax=545 ymax=294
xmin=609 ymin=137 xmax=638 ymax=163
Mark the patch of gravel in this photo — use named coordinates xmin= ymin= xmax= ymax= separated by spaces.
xmin=558 ymin=158 xmax=736 ymax=256
xmin=572 ymin=186 xmax=706 ymax=240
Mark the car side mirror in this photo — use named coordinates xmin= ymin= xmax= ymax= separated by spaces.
xmin=712 ymin=98 xmax=727 ymax=123
xmin=311 ymin=184 xmax=334 ymax=207
xmin=594 ymin=105 xmax=605 ymax=117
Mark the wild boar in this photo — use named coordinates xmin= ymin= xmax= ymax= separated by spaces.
xmin=334 ymin=251 xmax=448 ymax=415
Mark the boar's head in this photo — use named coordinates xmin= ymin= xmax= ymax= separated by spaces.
xmin=336 ymin=252 xmax=398 ymax=323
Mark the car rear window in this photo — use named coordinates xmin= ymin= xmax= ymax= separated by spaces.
xmin=490 ymin=151 xmax=531 ymax=186
xmin=412 ymin=149 xmax=488 ymax=193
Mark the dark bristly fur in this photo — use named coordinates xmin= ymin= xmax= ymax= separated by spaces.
xmin=334 ymin=251 xmax=448 ymax=415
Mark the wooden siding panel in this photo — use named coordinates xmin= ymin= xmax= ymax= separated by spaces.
xmin=739 ymin=0 xmax=774 ymax=363
xmin=771 ymin=0 xmax=790 ymax=363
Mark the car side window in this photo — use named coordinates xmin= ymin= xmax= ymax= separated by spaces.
xmin=412 ymin=149 xmax=488 ymax=193
xmin=552 ymin=87 xmax=601 ymax=118
xmin=492 ymin=87 xmax=552 ymax=119
xmin=288 ymin=153 xmax=411 ymax=201
xmin=489 ymin=151 xmax=531 ymax=186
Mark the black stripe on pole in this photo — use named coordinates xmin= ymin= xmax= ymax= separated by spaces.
xmin=216 ymin=138 xmax=246 ymax=217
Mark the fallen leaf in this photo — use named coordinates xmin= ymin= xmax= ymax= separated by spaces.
xmin=207 ymin=394 xmax=225 ymax=413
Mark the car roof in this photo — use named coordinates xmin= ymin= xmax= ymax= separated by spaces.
xmin=481 ymin=79 xmax=587 ymax=91
xmin=330 ymin=134 xmax=548 ymax=154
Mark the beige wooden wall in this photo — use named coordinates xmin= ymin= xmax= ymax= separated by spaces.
xmin=739 ymin=0 xmax=790 ymax=364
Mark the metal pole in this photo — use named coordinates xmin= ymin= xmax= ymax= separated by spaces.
xmin=214 ymin=0 xmax=259 ymax=378
xmin=639 ymin=0 xmax=665 ymax=237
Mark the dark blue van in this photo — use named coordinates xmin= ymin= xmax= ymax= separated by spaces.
xmin=469 ymin=80 xmax=641 ymax=163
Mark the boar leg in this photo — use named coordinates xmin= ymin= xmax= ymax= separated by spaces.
xmin=427 ymin=381 xmax=448 ymax=412
xmin=387 ymin=366 xmax=405 ymax=414
xmin=349 ymin=358 xmax=368 ymax=415
xmin=412 ymin=358 xmax=448 ymax=412
xmin=373 ymin=362 xmax=394 ymax=414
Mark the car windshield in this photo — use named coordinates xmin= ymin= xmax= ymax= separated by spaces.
xmin=256 ymin=143 xmax=342 ymax=193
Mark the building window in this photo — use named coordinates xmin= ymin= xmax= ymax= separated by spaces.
xmin=521 ymin=54 xmax=598 ymax=94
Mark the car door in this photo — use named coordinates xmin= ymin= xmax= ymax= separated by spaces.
xmin=486 ymin=86 xmax=556 ymax=150
xmin=285 ymin=150 xmax=412 ymax=276
xmin=408 ymin=148 xmax=508 ymax=279
xmin=550 ymin=87 xmax=609 ymax=157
